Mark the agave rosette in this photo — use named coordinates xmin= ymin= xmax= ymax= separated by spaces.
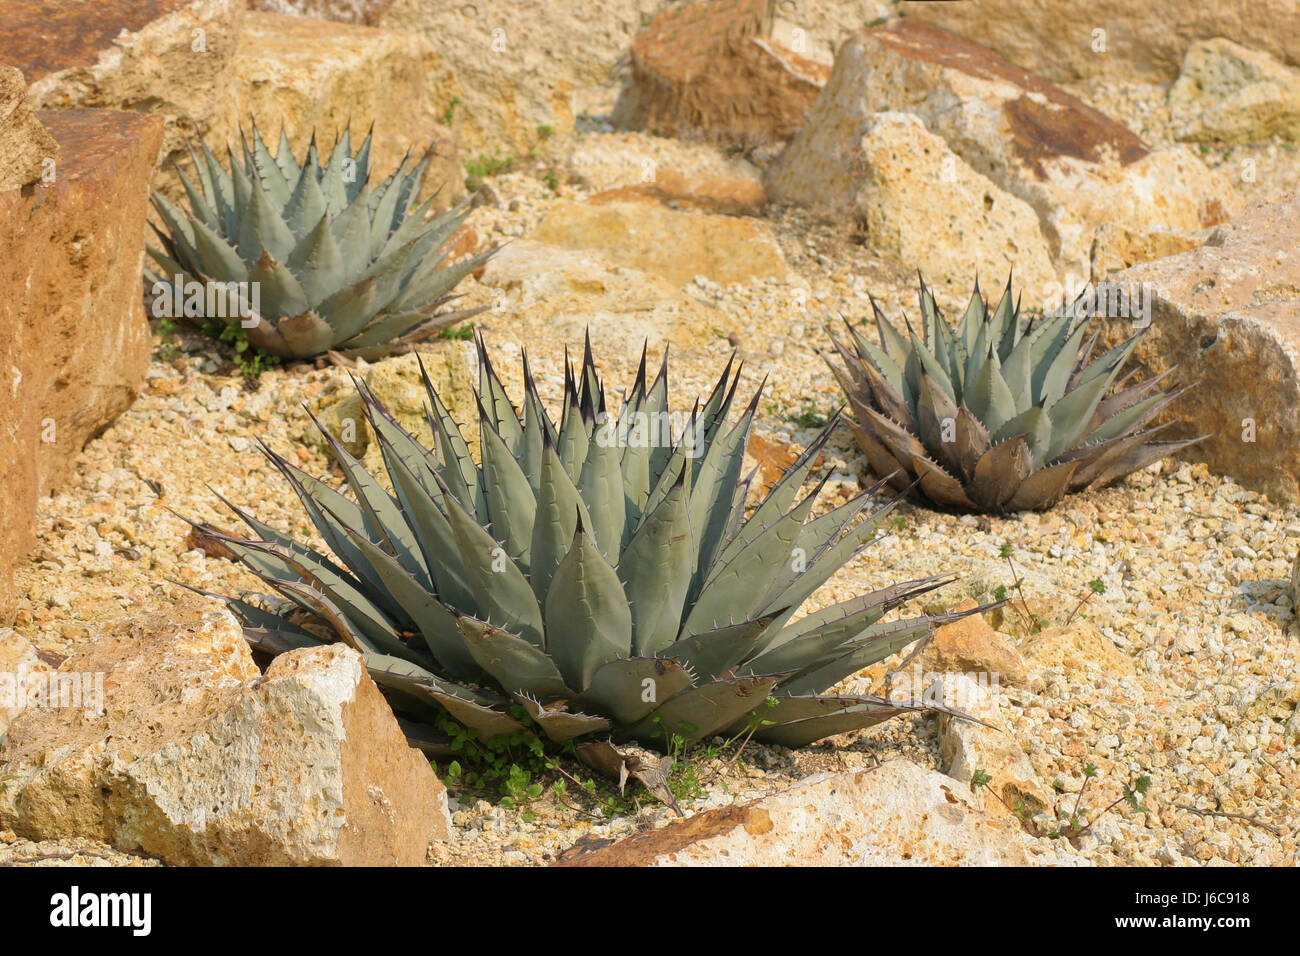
xmin=190 ymin=335 xmax=982 ymax=752
xmin=146 ymin=124 xmax=492 ymax=361
xmin=823 ymin=276 xmax=1202 ymax=513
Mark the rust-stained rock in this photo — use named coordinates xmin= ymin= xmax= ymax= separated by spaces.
xmin=590 ymin=167 xmax=768 ymax=215
xmin=0 ymin=598 xmax=451 ymax=866
xmin=615 ymin=0 xmax=830 ymax=147
xmin=0 ymin=66 xmax=58 ymax=190
xmin=0 ymin=108 xmax=162 ymax=624
xmin=0 ymin=0 xmax=243 ymax=170
xmin=557 ymin=760 xmax=1072 ymax=866
xmin=901 ymin=0 xmax=1300 ymax=84
xmin=1100 ymin=193 xmax=1300 ymax=502
xmin=770 ymin=20 xmax=1237 ymax=285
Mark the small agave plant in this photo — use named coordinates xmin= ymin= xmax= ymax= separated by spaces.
xmin=189 ymin=335 xmax=982 ymax=752
xmin=146 ymin=124 xmax=492 ymax=361
xmin=823 ymin=276 xmax=1202 ymax=513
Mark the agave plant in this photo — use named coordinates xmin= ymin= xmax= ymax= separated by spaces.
xmin=188 ymin=335 xmax=982 ymax=752
xmin=823 ymin=276 xmax=1201 ymax=513
xmin=146 ymin=124 xmax=492 ymax=361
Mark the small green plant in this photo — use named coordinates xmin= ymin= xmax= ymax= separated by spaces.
xmin=464 ymin=151 xmax=516 ymax=179
xmin=996 ymin=545 xmax=1108 ymax=634
xmin=537 ymin=124 xmax=555 ymax=139
xmin=203 ymin=319 xmax=280 ymax=378
xmin=543 ymin=170 xmax=559 ymax=192
xmin=438 ymin=321 xmax=477 ymax=341
xmin=441 ymin=96 xmax=461 ymax=126
xmin=974 ymin=763 xmax=1152 ymax=845
xmin=997 ymin=543 xmax=1044 ymax=633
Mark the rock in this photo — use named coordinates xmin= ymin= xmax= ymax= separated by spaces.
xmin=564 ymin=134 xmax=768 ymax=212
xmin=589 ymin=167 xmax=768 ymax=215
xmin=0 ymin=66 xmax=59 ymax=190
xmin=479 ymin=240 xmax=733 ymax=356
xmin=769 ymin=0 xmax=896 ymax=68
xmin=1103 ymin=193 xmax=1300 ymax=502
xmin=378 ymin=0 xmax=661 ymax=157
xmin=901 ymin=0 xmax=1300 ymax=83
xmin=558 ymin=759 xmax=1067 ymax=865
xmin=919 ymin=599 xmax=1028 ymax=687
xmin=1 ymin=0 xmax=243 ymax=170
xmin=0 ymin=598 xmax=451 ymax=866
xmin=819 ymin=111 xmax=1057 ymax=303
xmin=1170 ymin=38 xmax=1300 ymax=143
xmin=317 ymin=344 xmax=478 ymax=467
xmin=614 ymin=0 xmax=830 ymax=148
xmin=0 ymin=631 xmax=52 ymax=741
xmin=770 ymin=20 xmax=1236 ymax=285
xmin=1090 ymin=223 xmax=1204 ymax=282
xmin=1020 ymin=622 xmax=1136 ymax=679
xmin=250 ymin=0 xmax=397 ymax=24
xmin=530 ymin=198 xmax=792 ymax=287
xmin=0 ymin=109 xmax=163 ymax=623
xmin=226 ymin=11 xmax=464 ymax=205
xmin=934 ymin=673 xmax=1051 ymax=819
xmin=745 ymin=432 xmax=805 ymax=498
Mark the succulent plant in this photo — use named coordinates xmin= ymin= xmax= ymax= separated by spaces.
xmin=146 ymin=125 xmax=492 ymax=361
xmin=189 ymin=335 xmax=981 ymax=752
xmin=823 ymin=276 xmax=1202 ymax=513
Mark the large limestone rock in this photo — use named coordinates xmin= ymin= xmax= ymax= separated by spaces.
xmin=831 ymin=111 xmax=1056 ymax=303
xmin=531 ymin=198 xmax=792 ymax=287
xmin=935 ymin=674 xmax=1051 ymax=819
xmin=0 ymin=598 xmax=451 ymax=866
xmin=1170 ymin=39 xmax=1300 ymax=144
xmin=770 ymin=21 xmax=1236 ymax=286
xmin=0 ymin=631 xmax=52 ymax=742
xmin=226 ymin=11 xmax=463 ymax=203
xmin=378 ymin=0 xmax=662 ymax=157
xmin=0 ymin=67 xmax=59 ymax=190
xmin=901 ymin=0 xmax=1300 ymax=83
xmin=0 ymin=0 xmax=243 ymax=168
xmin=614 ymin=0 xmax=831 ymax=148
xmin=479 ymin=240 xmax=733 ymax=356
xmin=1104 ymin=193 xmax=1300 ymax=502
xmin=558 ymin=760 xmax=1073 ymax=865
xmin=0 ymin=108 xmax=163 ymax=624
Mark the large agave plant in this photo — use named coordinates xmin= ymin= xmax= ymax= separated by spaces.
xmin=146 ymin=125 xmax=492 ymax=360
xmin=823 ymin=276 xmax=1202 ymax=513
xmin=190 ymin=336 xmax=982 ymax=752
